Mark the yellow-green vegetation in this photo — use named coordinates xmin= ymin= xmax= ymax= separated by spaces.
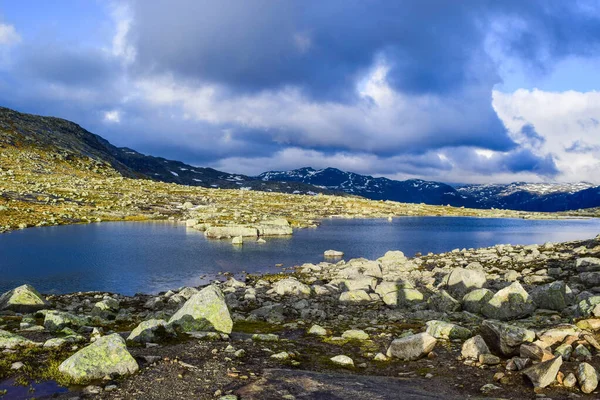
xmin=0 ymin=345 xmax=75 ymax=387
xmin=232 ymin=320 xmax=284 ymax=334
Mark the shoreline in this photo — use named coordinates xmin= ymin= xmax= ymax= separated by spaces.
xmin=2 ymin=234 xmax=600 ymax=398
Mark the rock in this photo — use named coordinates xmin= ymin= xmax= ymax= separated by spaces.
xmin=168 ymin=285 xmax=233 ymax=334
xmin=479 ymin=320 xmax=535 ymax=357
xmin=252 ymin=333 xmax=279 ymax=342
xmin=341 ymin=329 xmax=369 ymax=341
xmin=378 ymin=251 xmax=407 ymax=266
xmin=563 ymin=372 xmax=577 ymax=388
xmin=386 ymin=333 xmax=437 ymax=361
xmin=462 ymin=289 xmax=493 ymax=314
xmin=339 ymin=290 xmax=371 ymax=303
xmin=271 ymin=351 xmax=291 ymax=360
xmin=127 ymin=319 xmax=176 ymax=344
xmin=577 ymin=296 xmax=600 ymax=317
xmin=342 ymin=277 xmax=377 ymax=292
xmin=185 ymin=219 xmax=198 ymax=227
xmin=522 ymin=356 xmax=562 ymax=388
xmin=308 ymin=325 xmax=328 ymax=336
xmin=0 ymin=284 xmax=49 ymax=313
xmin=461 ymin=335 xmax=490 ymax=360
xmin=446 ymin=268 xmax=486 ymax=298
xmin=428 ymin=290 xmax=461 ymax=312
xmin=397 ymin=288 xmax=424 ymax=307
xmin=44 ymin=310 xmax=87 ymax=332
xmin=330 ymin=355 xmax=354 ymax=367
xmin=250 ymin=304 xmax=285 ymax=323
xmin=324 ymin=250 xmax=344 ymax=257
xmin=554 ymin=343 xmax=573 ymax=361
xmin=576 ymin=258 xmax=600 ymax=272
xmin=272 ymin=278 xmax=311 ymax=298
xmin=425 ymin=320 xmax=472 ymax=340
xmin=530 ymin=281 xmax=572 ymax=311
xmin=232 ymin=236 xmax=243 ymax=245
xmin=0 ymin=329 xmax=34 ymax=349
xmin=573 ymin=344 xmax=592 ymax=361
xmin=481 ymin=282 xmax=536 ymax=321
xmin=256 ymin=223 xmax=293 ymax=236
xmin=478 ymin=353 xmax=500 ymax=365
xmin=577 ymin=362 xmax=599 ymax=394
xmin=205 ymin=226 xmax=258 ymax=238
xmin=520 ymin=342 xmax=553 ymax=362
xmin=59 ymin=334 xmax=138 ymax=382
xmin=91 ymin=298 xmax=120 ymax=318
xmin=538 ymin=326 xmax=579 ymax=346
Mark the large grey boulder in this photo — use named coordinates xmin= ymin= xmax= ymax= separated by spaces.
xmin=127 ymin=319 xmax=176 ymax=344
xmin=481 ymin=282 xmax=535 ymax=321
xmin=168 ymin=285 xmax=233 ymax=334
xmin=272 ymin=278 xmax=311 ymax=298
xmin=530 ymin=281 xmax=573 ymax=311
xmin=428 ymin=290 xmax=461 ymax=312
xmin=397 ymin=288 xmax=424 ymax=308
xmin=44 ymin=310 xmax=87 ymax=332
xmin=479 ymin=320 xmax=535 ymax=357
xmin=462 ymin=288 xmax=493 ymax=314
xmin=576 ymin=258 xmax=600 ymax=272
xmin=522 ymin=356 xmax=562 ymax=388
xmin=386 ymin=333 xmax=437 ymax=361
xmin=0 ymin=284 xmax=49 ymax=313
xmin=445 ymin=268 xmax=486 ymax=298
xmin=59 ymin=334 xmax=138 ymax=382
xmin=576 ymin=296 xmax=600 ymax=317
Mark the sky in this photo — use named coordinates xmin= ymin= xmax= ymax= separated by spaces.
xmin=0 ymin=1 xmax=599 ymax=184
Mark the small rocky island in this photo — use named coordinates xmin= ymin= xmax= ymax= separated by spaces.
xmin=2 ymin=233 xmax=600 ymax=399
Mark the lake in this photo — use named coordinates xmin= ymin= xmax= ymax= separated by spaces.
xmin=1 ymin=217 xmax=599 ymax=296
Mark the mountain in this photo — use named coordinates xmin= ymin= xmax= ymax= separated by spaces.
xmin=0 ymin=107 xmax=340 ymax=196
xmin=258 ymin=167 xmax=475 ymax=206
xmin=258 ymin=167 xmax=600 ymax=212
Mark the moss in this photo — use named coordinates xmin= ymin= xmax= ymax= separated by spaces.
xmin=232 ymin=320 xmax=283 ymax=334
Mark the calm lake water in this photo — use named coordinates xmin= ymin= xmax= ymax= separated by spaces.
xmin=1 ymin=217 xmax=599 ymax=296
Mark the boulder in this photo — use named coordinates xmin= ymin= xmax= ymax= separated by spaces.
xmin=462 ymin=288 xmax=493 ymax=314
xmin=445 ymin=268 xmax=486 ymax=298
xmin=522 ymin=355 xmax=562 ymax=388
xmin=580 ymin=272 xmax=600 ymax=288
xmin=44 ymin=310 xmax=87 ymax=332
xmin=530 ymin=281 xmax=572 ymax=311
xmin=231 ymin=236 xmax=243 ymax=245
xmin=386 ymin=333 xmax=437 ymax=361
xmin=577 ymin=362 xmax=599 ymax=394
xmin=330 ymin=355 xmax=354 ymax=367
xmin=272 ymin=278 xmax=311 ymax=297
xmin=377 ymin=251 xmax=407 ymax=267
xmin=0 ymin=329 xmax=34 ymax=349
xmin=127 ymin=319 xmax=176 ymax=344
xmin=374 ymin=282 xmax=400 ymax=307
xmin=324 ymin=250 xmax=344 ymax=257
xmin=481 ymin=282 xmax=536 ymax=321
xmin=168 ymin=285 xmax=233 ymax=334
xmin=461 ymin=335 xmax=490 ymax=360
xmin=425 ymin=320 xmax=472 ymax=340
xmin=339 ymin=290 xmax=371 ymax=303
xmin=59 ymin=334 xmax=138 ymax=382
xmin=576 ymin=258 xmax=600 ymax=272
xmin=205 ymin=226 xmax=258 ymax=238
xmin=397 ymin=288 xmax=424 ymax=307
xmin=0 ymin=284 xmax=49 ymax=313
xmin=428 ymin=290 xmax=461 ymax=312
xmin=577 ymin=296 xmax=600 ymax=317
xmin=480 ymin=320 xmax=535 ymax=357
xmin=256 ymin=224 xmax=293 ymax=236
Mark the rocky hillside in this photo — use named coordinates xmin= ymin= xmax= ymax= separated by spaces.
xmin=0 ymin=107 xmax=339 ymax=196
xmin=259 ymin=167 xmax=600 ymax=212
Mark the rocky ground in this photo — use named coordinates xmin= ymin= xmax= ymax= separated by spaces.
xmin=2 ymin=234 xmax=600 ymax=399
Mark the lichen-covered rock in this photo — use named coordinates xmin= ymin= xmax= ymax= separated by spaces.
xmin=0 ymin=329 xmax=35 ymax=349
xmin=481 ymin=282 xmax=535 ymax=321
xmin=428 ymin=290 xmax=461 ymax=312
xmin=0 ymin=284 xmax=49 ymax=313
xmin=339 ymin=289 xmax=371 ymax=303
xmin=330 ymin=355 xmax=354 ymax=367
xmin=425 ymin=320 xmax=472 ymax=340
xmin=168 ymin=285 xmax=233 ymax=334
xmin=577 ymin=296 xmax=600 ymax=317
xmin=530 ymin=281 xmax=573 ymax=311
xmin=127 ymin=319 xmax=176 ymax=344
xmin=397 ymin=288 xmax=424 ymax=307
xmin=58 ymin=334 xmax=138 ymax=382
xmin=386 ymin=332 xmax=437 ymax=361
xmin=577 ymin=362 xmax=599 ymax=394
xmin=462 ymin=288 xmax=493 ymax=314
xmin=461 ymin=335 xmax=490 ymax=360
xmin=522 ymin=356 xmax=562 ymax=388
xmin=272 ymin=278 xmax=311 ymax=298
xmin=480 ymin=320 xmax=535 ymax=357
xmin=445 ymin=268 xmax=486 ymax=298
xmin=44 ymin=310 xmax=87 ymax=332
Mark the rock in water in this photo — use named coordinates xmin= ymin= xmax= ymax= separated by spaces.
xmin=481 ymin=282 xmax=536 ymax=321
xmin=127 ymin=319 xmax=176 ymax=344
xmin=59 ymin=334 xmax=138 ymax=382
xmin=577 ymin=362 xmax=599 ymax=394
xmin=0 ymin=284 xmax=49 ymax=313
xmin=324 ymin=250 xmax=344 ymax=257
xmin=386 ymin=333 xmax=437 ymax=361
xmin=445 ymin=268 xmax=486 ymax=298
xmin=168 ymin=285 xmax=233 ymax=334
xmin=479 ymin=320 xmax=535 ymax=357
xmin=522 ymin=356 xmax=562 ymax=388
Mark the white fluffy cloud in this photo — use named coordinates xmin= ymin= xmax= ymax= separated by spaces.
xmin=0 ymin=23 xmax=20 ymax=46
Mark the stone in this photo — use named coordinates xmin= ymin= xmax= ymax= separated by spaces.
xmin=397 ymin=288 xmax=424 ymax=307
xmin=479 ymin=320 xmax=535 ymax=357
xmin=522 ymin=356 xmax=562 ymax=388
xmin=341 ymin=329 xmax=369 ymax=341
xmin=232 ymin=236 xmax=243 ymax=245
xmin=127 ymin=319 xmax=176 ymax=344
xmin=478 ymin=353 xmax=500 ymax=365
xmin=520 ymin=342 xmax=553 ymax=362
xmin=342 ymin=277 xmax=377 ymax=292
xmin=44 ymin=310 xmax=87 ymax=332
xmin=577 ymin=296 xmax=600 ymax=317
xmin=252 ymin=333 xmax=279 ymax=342
xmin=0 ymin=284 xmax=49 ymax=313
xmin=563 ymin=372 xmax=577 ymax=388
xmin=446 ymin=268 xmax=486 ymax=298
xmin=554 ymin=343 xmax=573 ymax=361
xmin=481 ymin=282 xmax=536 ymax=321
xmin=168 ymin=285 xmax=233 ymax=334
xmin=308 ymin=325 xmax=328 ymax=336
xmin=427 ymin=290 xmax=461 ymax=312
xmin=461 ymin=335 xmax=490 ymax=360
xmin=377 ymin=251 xmax=407 ymax=266
xmin=330 ymin=355 xmax=354 ymax=367
xmin=91 ymin=298 xmax=120 ymax=318
xmin=425 ymin=320 xmax=472 ymax=340
xmin=272 ymin=278 xmax=311 ymax=298
xmin=339 ymin=290 xmax=371 ymax=303
xmin=530 ymin=281 xmax=572 ymax=311
xmin=271 ymin=351 xmax=291 ymax=360
xmin=577 ymin=362 xmax=599 ymax=394
xmin=0 ymin=329 xmax=34 ymax=349
xmin=205 ymin=226 xmax=258 ymax=238
xmin=324 ymin=250 xmax=344 ymax=257
xmin=386 ymin=333 xmax=437 ymax=361
xmin=462 ymin=288 xmax=493 ymax=314
xmin=573 ymin=344 xmax=592 ymax=361
xmin=538 ymin=326 xmax=579 ymax=346
xmin=576 ymin=258 xmax=600 ymax=272
xmin=59 ymin=334 xmax=138 ymax=382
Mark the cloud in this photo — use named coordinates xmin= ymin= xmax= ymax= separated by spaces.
xmin=0 ymin=23 xmax=20 ymax=46
xmin=103 ymin=110 xmax=121 ymax=123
